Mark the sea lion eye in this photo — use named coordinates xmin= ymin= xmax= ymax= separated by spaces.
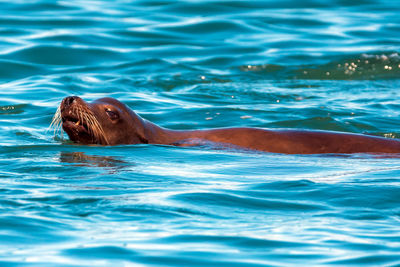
xmin=105 ymin=108 xmax=119 ymax=120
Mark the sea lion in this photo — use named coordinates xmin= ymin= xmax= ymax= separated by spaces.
xmin=51 ymin=96 xmax=400 ymax=154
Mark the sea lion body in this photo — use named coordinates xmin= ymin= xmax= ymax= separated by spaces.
xmin=57 ymin=96 xmax=400 ymax=154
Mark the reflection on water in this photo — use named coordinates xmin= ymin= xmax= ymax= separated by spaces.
xmin=59 ymin=152 xmax=130 ymax=171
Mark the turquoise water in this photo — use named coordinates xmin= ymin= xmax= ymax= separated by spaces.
xmin=1 ymin=0 xmax=400 ymax=265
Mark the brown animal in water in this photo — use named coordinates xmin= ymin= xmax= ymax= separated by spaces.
xmin=50 ymin=96 xmax=400 ymax=154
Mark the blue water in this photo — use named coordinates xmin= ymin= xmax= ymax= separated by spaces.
xmin=1 ymin=0 xmax=400 ymax=265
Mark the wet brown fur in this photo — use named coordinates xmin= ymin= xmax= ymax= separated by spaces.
xmin=51 ymin=96 xmax=400 ymax=154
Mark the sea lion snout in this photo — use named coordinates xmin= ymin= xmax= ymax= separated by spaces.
xmin=61 ymin=96 xmax=81 ymax=111
xmin=64 ymin=96 xmax=77 ymax=106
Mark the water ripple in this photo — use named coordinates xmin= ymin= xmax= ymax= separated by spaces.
xmin=1 ymin=0 xmax=400 ymax=266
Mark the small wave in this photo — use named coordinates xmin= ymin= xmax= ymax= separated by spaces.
xmin=0 ymin=16 xmax=100 ymax=28
xmin=326 ymin=254 xmax=400 ymax=266
xmin=0 ymin=60 xmax=44 ymax=80
xmin=3 ymin=45 xmax=127 ymax=66
xmin=157 ymin=234 xmax=305 ymax=249
xmin=242 ymin=52 xmax=400 ymax=80
xmin=160 ymin=18 xmax=256 ymax=37
xmin=63 ymin=245 xmax=138 ymax=261
xmin=0 ymin=215 xmax=72 ymax=244
xmin=296 ymin=53 xmax=400 ymax=80
xmin=171 ymin=192 xmax=327 ymax=212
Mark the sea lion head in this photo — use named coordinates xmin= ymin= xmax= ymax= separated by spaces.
xmin=57 ymin=96 xmax=148 ymax=145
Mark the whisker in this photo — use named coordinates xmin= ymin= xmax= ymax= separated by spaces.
xmin=47 ymin=105 xmax=63 ymax=139
xmin=51 ymin=102 xmax=110 ymax=145
xmin=76 ymin=106 xmax=110 ymax=145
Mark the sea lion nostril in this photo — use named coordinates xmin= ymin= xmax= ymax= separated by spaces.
xmin=64 ymin=96 xmax=78 ymax=106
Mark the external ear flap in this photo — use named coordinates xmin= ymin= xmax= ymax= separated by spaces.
xmin=136 ymin=132 xmax=149 ymax=144
xmin=132 ymin=115 xmax=149 ymax=144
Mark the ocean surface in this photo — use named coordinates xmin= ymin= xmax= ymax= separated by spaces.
xmin=1 ymin=0 xmax=400 ymax=266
